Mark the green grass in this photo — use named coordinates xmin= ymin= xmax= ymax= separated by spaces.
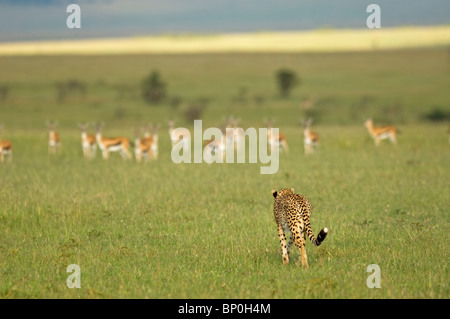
xmin=0 ymin=49 xmax=449 ymax=298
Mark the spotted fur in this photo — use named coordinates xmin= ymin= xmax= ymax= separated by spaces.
xmin=272 ymin=188 xmax=328 ymax=267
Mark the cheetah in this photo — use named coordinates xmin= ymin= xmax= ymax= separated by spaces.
xmin=272 ymin=188 xmax=328 ymax=268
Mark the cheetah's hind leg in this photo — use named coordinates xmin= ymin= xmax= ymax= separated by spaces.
xmin=277 ymin=224 xmax=289 ymax=265
xmin=287 ymin=232 xmax=294 ymax=257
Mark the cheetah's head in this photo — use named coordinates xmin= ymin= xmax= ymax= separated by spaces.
xmin=271 ymin=188 xmax=295 ymax=199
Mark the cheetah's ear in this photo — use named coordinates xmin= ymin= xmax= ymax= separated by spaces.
xmin=290 ymin=188 xmax=295 ymax=193
xmin=271 ymin=189 xmax=278 ymax=198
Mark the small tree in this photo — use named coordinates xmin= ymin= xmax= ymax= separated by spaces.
xmin=55 ymin=79 xmax=86 ymax=103
xmin=141 ymin=70 xmax=167 ymax=104
xmin=183 ymin=98 xmax=208 ymax=122
xmin=276 ymin=69 xmax=299 ymax=98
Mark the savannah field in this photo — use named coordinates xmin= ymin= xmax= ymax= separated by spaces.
xmin=0 ymin=28 xmax=449 ymax=299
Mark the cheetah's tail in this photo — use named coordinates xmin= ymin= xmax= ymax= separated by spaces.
xmin=307 ymin=227 xmax=328 ymax=246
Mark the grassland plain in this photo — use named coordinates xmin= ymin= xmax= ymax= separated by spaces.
xmin=0 ymin=48 xmax=449 ymax=299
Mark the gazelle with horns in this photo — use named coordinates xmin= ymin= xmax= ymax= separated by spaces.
xmin=0 ymin=124 xmax=13 ymax=163
xmin=134 ymin=124 xmax=160 ymax=162
xmin=302 ymin=118 xmax=319 ymax=155
xmin=168 ymin=120 xmax=189 ymax=148
xmin=46 ymin=121 xmax=60 ymax=155
xmin=264 ymin=119 xmax=289 ymax=153
xmin=224 ymin=116 xmax=245 ymax=150
xmin=133 ymin=128 xmax=151 ymax=163
xmin=95 ymin=123 xmax=132 ymax=160
xmin=77 ymin=123 xmax=97 ymax=159
xmin=364 ymin=118 xmax=397 ymax=146
xmin=204 ymin=134 xmax=226 ymax=163
xmin=148 ymin=124 xmax=160 ymax=160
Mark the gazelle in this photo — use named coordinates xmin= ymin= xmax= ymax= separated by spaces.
xmin=265 ymin=119 xmax=289 ymax=153
xmin=364 ymin=118 xmax=397 ymax=146
xmin=148 ymin=124 xmax=160 ymax=160
xmin=136 ymin=124 xmax=159 ymax=162
xmin=228 ymin=116 xmax=245 ymax=149
xmin=204 ymin=134 xmax=226 ymax=162
xmin=0 ymin=124 xmax=12 ymax=163
xmin=168 ymin=120 xmax=189 ymax=147
xmin=302 ymin=118 xmax=319 ymax=155
xmin=46 ymin=121 xmax=60 ymax=155
xmin=133 ymin=128 xmax=151 ymax=163
xmin=95 ymin=123 xmax=132 ymax=160
xmin=77 ymin=122 xmax=97 ymax=159
xmin=219 ymin=116 xmax=240 ymax=150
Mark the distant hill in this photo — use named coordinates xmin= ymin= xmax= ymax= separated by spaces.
xmin=0 ymin=26 xmax=449 ymax=55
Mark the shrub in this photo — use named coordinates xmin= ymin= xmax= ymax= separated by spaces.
xmin=276 ymin=69 xmax=299 ymax=97
xmin=423 ymin=107 xmax=450 ymax=122
xmin=55 ymin=79 xmax=86 ymax=103
xmin=141 ymin=70 xmax=167 ymax=104
xmin=183 ymin=98 xmax=209 ymax=122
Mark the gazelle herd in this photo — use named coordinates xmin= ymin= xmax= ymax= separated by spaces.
xmin=0 ymin=116 xmax=448 ymax=164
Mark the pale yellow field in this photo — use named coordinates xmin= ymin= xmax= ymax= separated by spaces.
xmin=0 ymin=25 xmax=449 ymax=55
